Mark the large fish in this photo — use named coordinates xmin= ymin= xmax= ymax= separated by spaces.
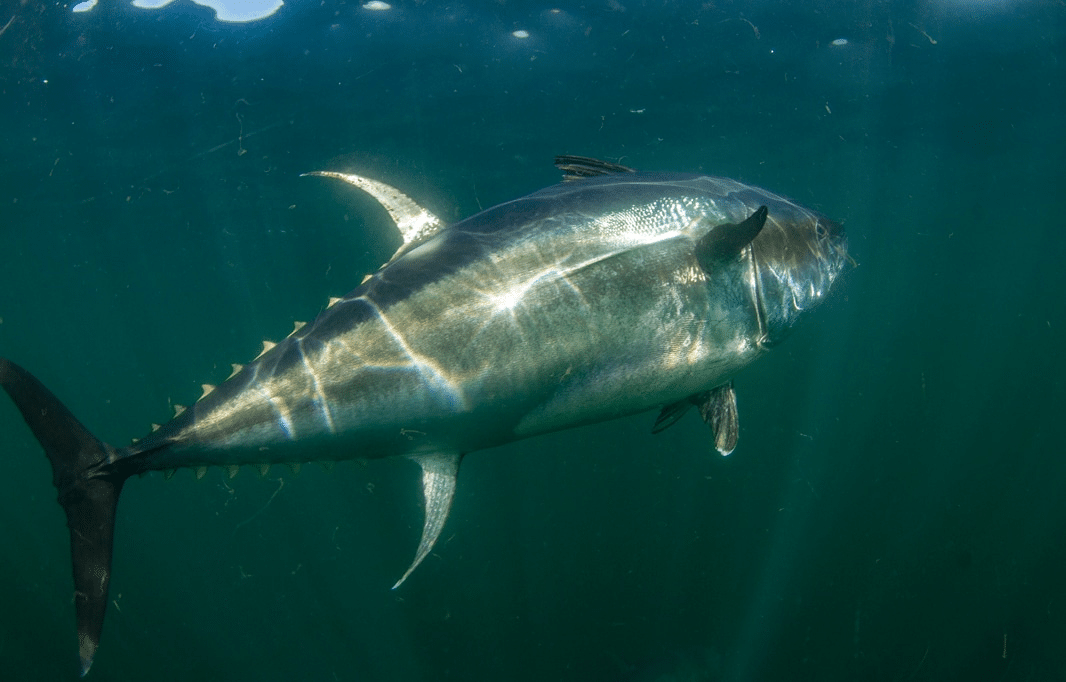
xmin=0 ymin=156 xmax=849 ymax=675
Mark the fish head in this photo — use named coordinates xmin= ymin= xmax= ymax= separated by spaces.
xmin=750 ymin=200 xmax=849 ymax=347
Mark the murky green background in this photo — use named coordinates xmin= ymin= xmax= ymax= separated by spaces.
xmin=2 ymin=2 xmax=1064 ymax=680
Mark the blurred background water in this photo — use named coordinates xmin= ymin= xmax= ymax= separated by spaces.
xmin=1 ymin=1 xmax=1064 ymax=680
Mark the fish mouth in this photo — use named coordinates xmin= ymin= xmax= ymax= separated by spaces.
xmin=819 ymin=216 xmax=854 ymax=271
xmin=819 ymin=214 xmax=845 ymax=240
xmin=749 ymin=212 xmax=850 ymax=348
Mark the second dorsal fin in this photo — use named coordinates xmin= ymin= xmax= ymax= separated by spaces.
xmin=554 ymin=155 xmax=636 ymax=181
xmin=304 ymin=171 xmax=444 ymax=247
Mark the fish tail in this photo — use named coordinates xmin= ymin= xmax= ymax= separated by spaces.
xmin=0 ymin=358 xmax=129 ymax=676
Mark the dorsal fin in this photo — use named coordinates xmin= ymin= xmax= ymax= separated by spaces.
xmin=304 ymin=171 xmax=445 ymax=247
xmin=554 ymin=155 xmax=636 ymax=181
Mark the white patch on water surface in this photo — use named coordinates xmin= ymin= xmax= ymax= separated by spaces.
xmin=78 ymin=0 xmax=284 ymax=22
xmin=193 ymin=0 xmax=284 ymax=22
xmin=512 ymin=30 xmax=530 ymax=39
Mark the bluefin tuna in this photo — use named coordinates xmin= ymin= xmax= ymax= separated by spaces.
xmin=0 ymin=156 xmax=849 ymax=675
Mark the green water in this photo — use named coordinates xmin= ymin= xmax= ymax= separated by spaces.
xmin=1 ymin=2 xmax=1064 ymax=680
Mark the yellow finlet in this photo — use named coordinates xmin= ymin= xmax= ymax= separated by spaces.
xmin=199 ymin=384 xmax=215 ymax=401
xmin=257 ymin=463 xmax=270 ymax=477
xmin=173 ymin=404 xmax=187 ymax=417
xmin=228 ymin=363 xmax=244 ymax=379
xmin=256 ymin=340 xmax=276 ymax=359
xmin=163 ymin=469 xmax=176 ymax=480
xmin=150 ymin=423 xmax=161 ymax=432
xmin=287 ymin=462 xmax=302 ymax=475
xmin=195 ymin=466 xmax=208 ymax=480
xmin=226 ymin=465 xmax=239 ymax=479
xmin=327 ymin=296 xmax=342 ymax=308
xmin=291 ymin=320 xmax=306 ymax=335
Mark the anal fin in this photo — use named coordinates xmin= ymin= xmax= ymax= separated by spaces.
xmin=392 ymin=452 xmax=462 ymax=589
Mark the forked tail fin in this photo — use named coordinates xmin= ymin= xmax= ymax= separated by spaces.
xmin=0 ymin=358 xmax=128 ymax=676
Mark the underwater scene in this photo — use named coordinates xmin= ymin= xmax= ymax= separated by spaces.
xmin=1 ymin=1 xmax=1064 ymax=680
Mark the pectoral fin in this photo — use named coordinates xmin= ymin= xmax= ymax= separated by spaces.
xmin=392 ymin=452 xmax=462 ymax=589
xmin=652 ymin=382 xmax=740 ymax=456
xmin=695 ymin=206 xmax=768 ymax=272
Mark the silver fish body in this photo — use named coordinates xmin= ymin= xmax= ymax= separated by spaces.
xmin=0 ymin=158 xmax=848 ymax=675
xmin=135 ymin=172 xmax=846 ymax=469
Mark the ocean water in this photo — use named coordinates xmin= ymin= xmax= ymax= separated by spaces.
xmin=1 ymin=1 xmax=1064 ymax=680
